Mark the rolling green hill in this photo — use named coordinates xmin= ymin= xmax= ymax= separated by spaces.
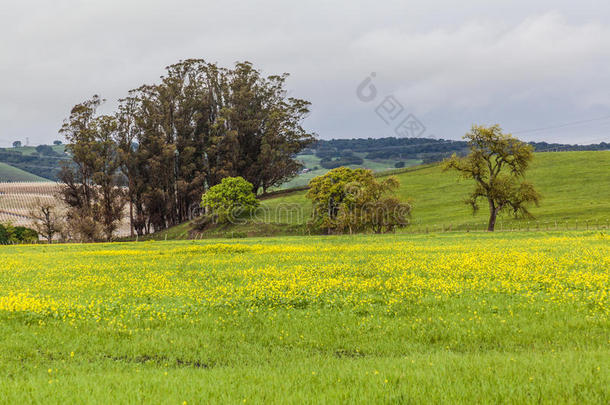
xmin=138 ymin=150 xmax=610 ymax=240
xmin=0 ymin=162 xmax=48 ymax=182
xmin=263 ymin=151 xmax=610 ymax=230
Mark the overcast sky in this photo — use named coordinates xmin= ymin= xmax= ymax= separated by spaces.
xmin=2 ymin=0 xmax=610 ymax=147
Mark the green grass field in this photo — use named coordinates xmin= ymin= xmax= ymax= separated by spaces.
xmin=0 ymin=162 xmax=48 ymax=182
xmin=0 ymin=231 xmax=608 ymax=403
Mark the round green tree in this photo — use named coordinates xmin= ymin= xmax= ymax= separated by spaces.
xmin=201 ymin=177 xmax=259 ymax=224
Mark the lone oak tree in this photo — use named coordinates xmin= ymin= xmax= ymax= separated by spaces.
xmin=442 ymin=125 xmax=541 ymax=231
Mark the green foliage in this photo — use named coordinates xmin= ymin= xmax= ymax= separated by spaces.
xmin=443 ymin=124 xmax=541 ymax=231
xmin=201 ymin=177 xmax=259 ymax=224
xmin=35 ymin=145 xmax=57 ymax=156
xmin=307 ymin=167 xmax=368 ymax=227
xmin=306 ymin=167 xmax=411 ymax=233
xmin=12 ymin=226 xmax=38 ymax=243
xmin=0 ymin=223 xmax=38 ymax=244
xmin=0 ymin=224 xmax=11 ymax=244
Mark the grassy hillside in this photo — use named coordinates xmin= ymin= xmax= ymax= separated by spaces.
xmin=263 ymin=151 xmax=610 ymax=231
xmin=0 ymin=232 xmax=608 ymax=402
xmin=0 ymin=162 xmax=47 ymax=182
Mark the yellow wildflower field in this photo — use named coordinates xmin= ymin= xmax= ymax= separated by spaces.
xmin=0 ymin=232 xmax=608 ymax=403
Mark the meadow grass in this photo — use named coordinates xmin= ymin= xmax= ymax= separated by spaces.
xmin=0 ymin=231 xmax=608 ymax=403
xmin=262 ymin=151 xmax=610 ymax=230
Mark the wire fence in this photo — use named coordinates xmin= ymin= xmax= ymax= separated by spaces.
xmin=1 ymin=218 xmax=608 ymax=245
xmin=404 ymin=219 xmax=610 ymax=234
xmin=130 ymin=219 xmax=610 ymax=242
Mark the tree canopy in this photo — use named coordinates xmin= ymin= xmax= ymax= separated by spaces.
xmin=201 ymin=176 xmax=259 ymax=224
xmin=58 ymin=96 xmax=125 ymax=242
xmin=442 ymin=124 xmax=541 ymax=231
xmin=306 ymin=167 xmax=411 ymax=234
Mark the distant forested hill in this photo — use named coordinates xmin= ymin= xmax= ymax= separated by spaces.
xmin=303 ymin=137 xmax=609 ymax=163
xmin=0 ymin=144 xmax=69 ymax=181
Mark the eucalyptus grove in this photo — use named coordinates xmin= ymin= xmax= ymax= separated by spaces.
xmin=61 ymin=59 xmax=315 ymax=236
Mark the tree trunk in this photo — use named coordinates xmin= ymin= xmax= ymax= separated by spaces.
xmin=129 ymin=199 xmax=134 ymax=237
xmin=487 ymin=199 xmax=497 ymax=232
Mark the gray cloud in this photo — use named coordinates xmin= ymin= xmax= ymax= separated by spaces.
xmin=1 ymin=0 xmax=610 ymax=146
